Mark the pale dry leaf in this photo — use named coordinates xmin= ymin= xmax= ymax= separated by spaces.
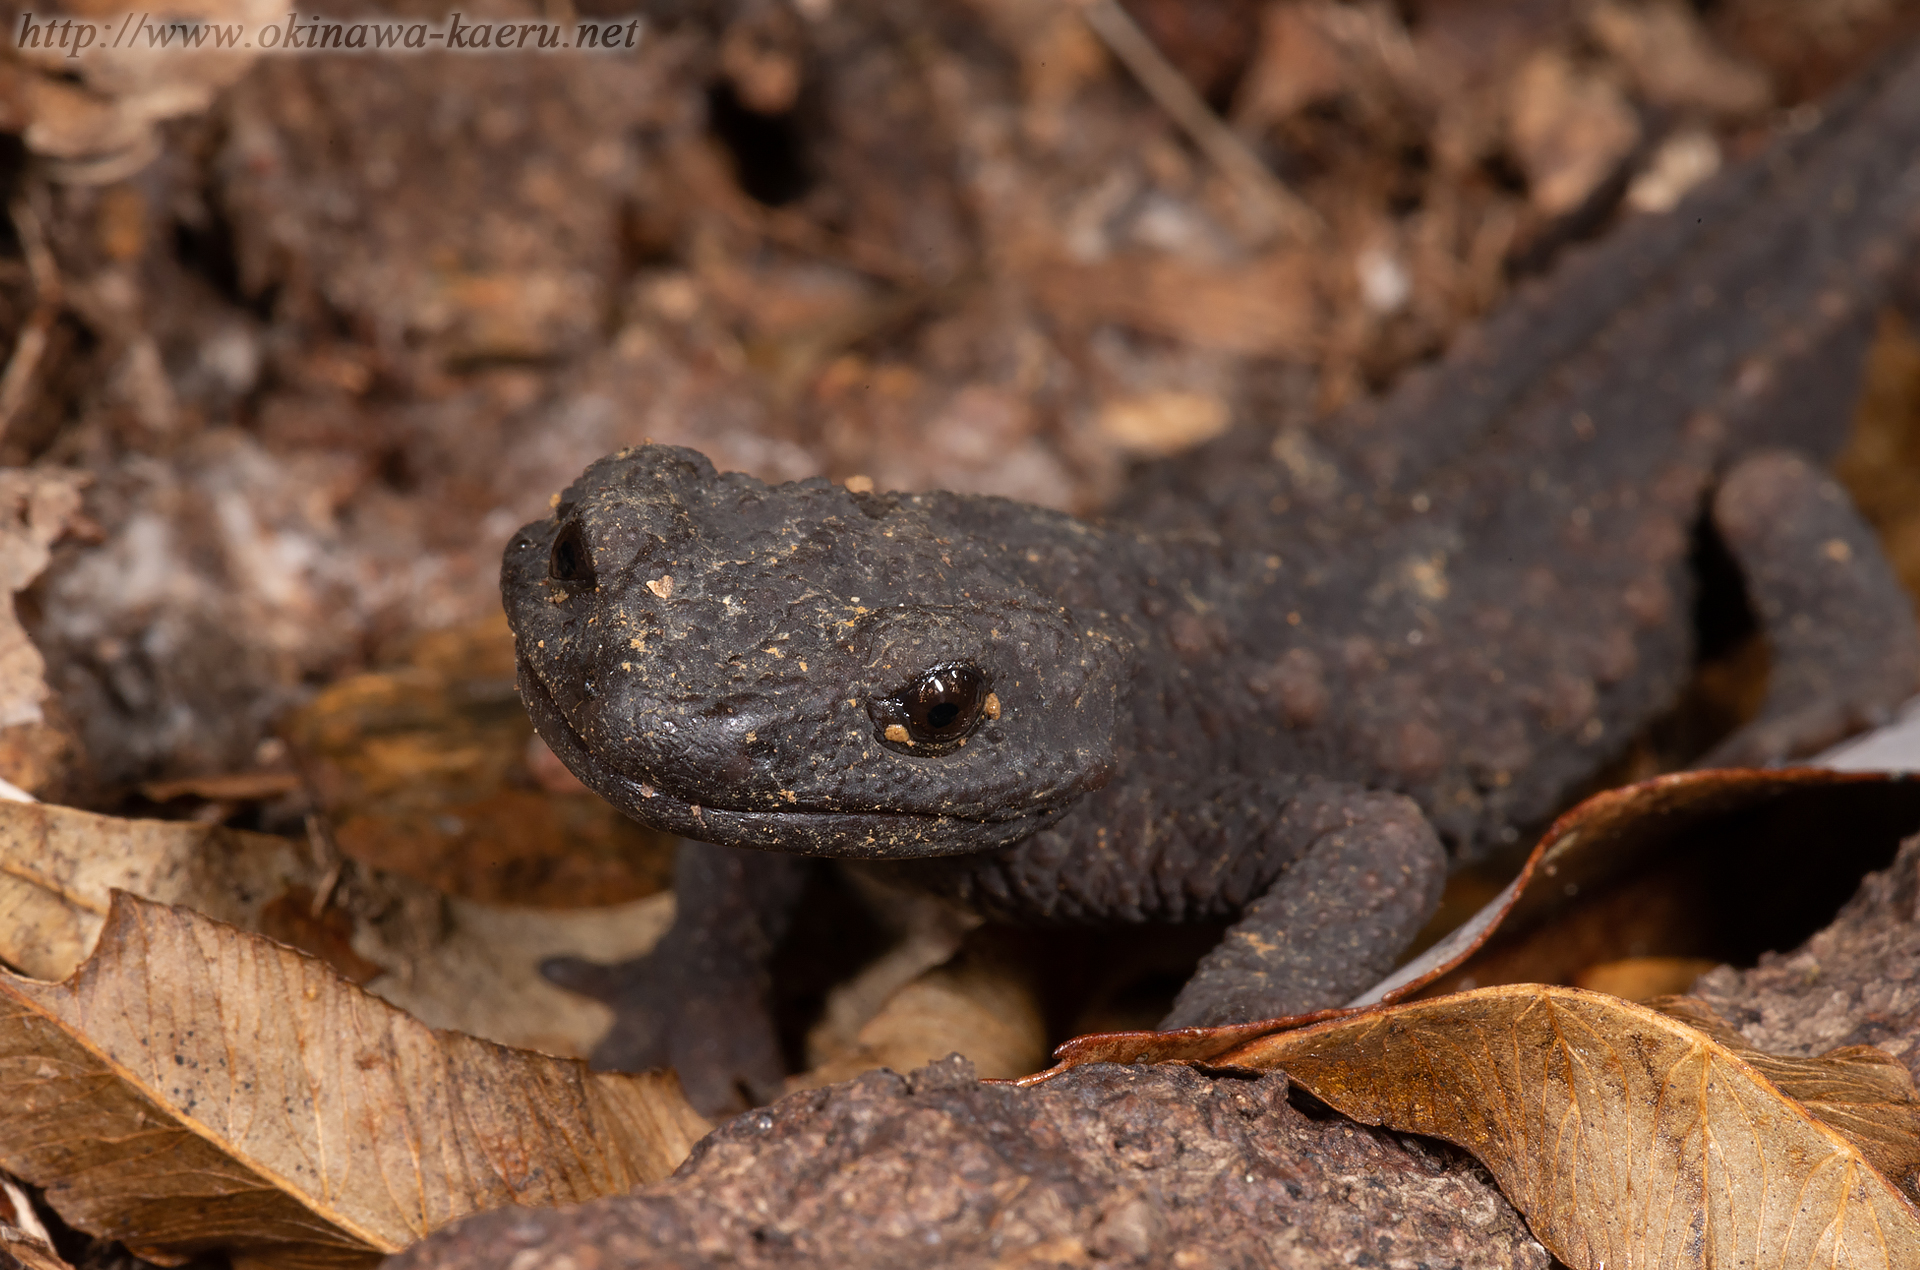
xmin=0 ymin=1226 xmax=72 ymax=1270
xmin=0 ymin=800 xmax=316 ymax=982
xmin=1096 ymin=390 xmax=1230 ymax=457
xmin=1220 ymin=984 xmax=1920 ymax=1269
xmin=365 ymin=891 xmax=674 ymax=1059
xmin=1650 ymin=995 xmax=1920 ymax=1200
xmin=1820 ymin=692 xmax=1920 ymax=771
xmin=794 ymin=954 xmax=1047 ymax=1090
xmin=1232 ymin=0 xmax=1424 ymax=132
xmin=0 ymin=892 xmax=708 ymax=1270
xmin=0 ymin=471 xmax=86 ymax=733
xmin=1625 ymin=128 xmax=1722 ymax=214
xmin=802 ymin=888 xmax=978 ymax=1068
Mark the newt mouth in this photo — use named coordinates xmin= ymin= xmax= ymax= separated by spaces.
xmin=514 ymin=655 xmax=1061 ymax=859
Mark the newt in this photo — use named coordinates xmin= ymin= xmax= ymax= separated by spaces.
xmin=503 ymin=47 xmax=1920 ymax=1111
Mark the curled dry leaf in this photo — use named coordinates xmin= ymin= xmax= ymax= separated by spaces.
xmin=0 ymin=892 xmax=708 ymax=1270
xmin=1649 ymin=995 xmax=1920 ymax=1198
xmin=1209 ymin=986 xmax=1920 ymax=1270
xmin=1506 ymin=49 xmax=1640 ymax=217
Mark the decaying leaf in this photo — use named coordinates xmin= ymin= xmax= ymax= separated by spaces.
xmin=0 ymin=801 xmax=674 ymax=1059
xmin=0 ymin=892 xmax=708 ymax=1270
xmin=284 ymin=615 xmax=674 ymax=908
xmin=1506 ymin=49 xmax=1640 ymax=216
xmin=1019 ymin=769 xmax=1920 ymax=1268
xmin=1205 ymin=986 xmax=1920 ymax=1269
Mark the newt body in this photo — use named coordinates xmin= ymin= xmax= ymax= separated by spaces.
xmin=504 ymin=49 xmax=1920 ymax=1109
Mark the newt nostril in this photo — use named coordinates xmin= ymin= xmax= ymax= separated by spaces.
xmin=549 ymin=520 xmax=596 ymax=587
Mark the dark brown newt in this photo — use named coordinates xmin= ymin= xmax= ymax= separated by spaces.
xmin=502 ymin=46 xmax=1920 ymax=1112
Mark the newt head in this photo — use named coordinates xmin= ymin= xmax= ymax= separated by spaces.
xmin=501 ymin=444 xmax=1131 ymax=859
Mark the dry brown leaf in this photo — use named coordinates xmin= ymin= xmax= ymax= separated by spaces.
xmin=0 ymin=801 xmax=672 ymax=1059
xmin=367 ymin=891 xmax=674 ymax=1059
xmin=1416 ymin=768 xmax=1920 ymax=1002
xmin=0 ymin=892 xmax=708 ymax=1270
xmin=0 ymin=800 xmax=317 ymax=982
xmin=1216 ymin=985 xmax=1920 ymax=1269
xmin=0 ymin=471 xmax=84 ymax=728
xmin=1650 ymin=995 xmax=1920 ymax=1199
xmin=1232 ymin=0 xmax=1424 ymax=132
xmin=1096 ymin=390 xmax=1230 ymax=457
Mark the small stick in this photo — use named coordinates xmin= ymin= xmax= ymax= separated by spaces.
xmin=1075 ymin=0 xmax=1324 ymax=243
xmin=304 ymin=811 xmax=346 ymax=919
xmin=0 ymin=196 xmax=60 ymax=444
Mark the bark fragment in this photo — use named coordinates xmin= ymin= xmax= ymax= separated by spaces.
xmin=389 ymin=1057 xmax=1548 ymax=1270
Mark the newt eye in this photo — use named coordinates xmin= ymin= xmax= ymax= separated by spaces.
xmin=871 ymin=662 xmax=994 ymax=749
xmin=549 ymin=520 xmax=595 ymax=586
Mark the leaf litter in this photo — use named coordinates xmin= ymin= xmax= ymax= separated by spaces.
xmin=0 ymin=891 xmax=706 ymax=1270
xmin=1193 ymin=986 xmax=1920 ymax=1269
xmin=2 ymin=0 xmax=1920 ymax=1264
xmin=0 ymin=798 xmax=677 ymax=1060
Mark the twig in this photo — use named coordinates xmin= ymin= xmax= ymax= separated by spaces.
xmin=304 ymin=811 xmax=346 ymax=919
xmin=1074 ymin=0 xmax=1324 ymax=244
xmin=0 ymin=196 xmax=61 ymax=445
